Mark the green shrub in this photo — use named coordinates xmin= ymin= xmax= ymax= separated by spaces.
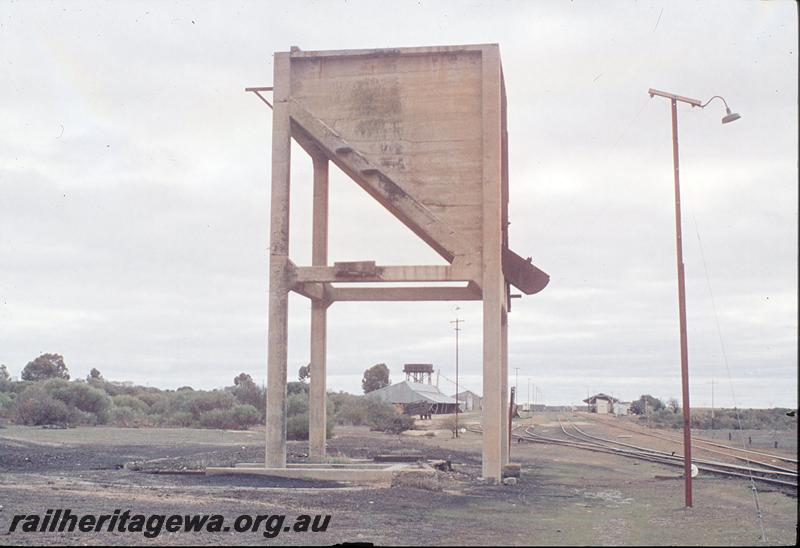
xmin=344 ymin=398 xmax=415 ymax=433
xmin=0 ymin=364 xmax=12 ymax=392
xmin=44 ymin=379 xmax=111 ymax=423
xmin=286 ymin=413 xmax=309 ymax=440
xmin=364 ymin=399 xmax=401 ymax=429
xmin=148 ymin=392 xmax=183 ymax=417
xmin=331 ymin=394 xmax=409 ymax=432
xmin=0 ymin=392 xmax=13 ymax=412
xmin=643 ymin=408 xmax=798 ymax=430
xmin=287 ymin=381 xmax=308 ymax=396
xmin=230 ymin=376 xmax=265 ymax=416
xmin=375 ymin=413 xmax=415 ymax=434
xmin=198 ymin=409 xmax=238 ymax=429
xmin=231 ymin=404 xmax=261 ymax=427
xmin=6 ymin=380 xmax=32 ymax=395
xmin=12 ymin=380 xmax=111 ymax=425
xmin=134 ymin=390 xmax=165 ymax=408
xmin=284 ymin=392 xmax=334 ymax=440
xmin=109 ymin=406 xmax=146 ymax=427
xmin=112 ymin=394 xmax=149 ymax=413
xmin=183 ymin=391 xmax=235 ymax=418
xmin=335 ymin=397 xmax=370 ymax=426
xmin=163 ymin=411 xmax=195 ymax=428
xmin=197 ymin=405 xmax=261 ymax=430
xmin=287 ymin=392 xmax=308 ymax=417
xmin=14 ymin=389 xmax=73 ymax=425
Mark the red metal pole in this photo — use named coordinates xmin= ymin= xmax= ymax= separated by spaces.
xmin=671 ymin=98 xmax=693 ymax=508
xmin=508 ymin=387 xmax=514 ymax=455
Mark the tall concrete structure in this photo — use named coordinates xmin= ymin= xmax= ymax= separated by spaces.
xmin=404 ymin=363 xmax=434 ymax=384
xmin=258 ymin=44 xmax=548 ymax=482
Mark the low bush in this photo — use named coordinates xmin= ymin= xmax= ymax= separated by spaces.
xmin=12 ymin=380 xmax=111 ymax=425
xmin=334 ymin=396 xmax=370 ymax=426
xmin=330 ymin=395 xmax=413 ymax=432
xmin=198 ymin=405 xmax=263 ymax=430
xmin=364 ymin=399 xmax=406 ymax=431
xmin=134 ymin=390 xmax=165 ymax=408
xmin=163 ymin=411 xmax=195 ymax=428
xmin=0 ymin=392 xmax=13 ymax=413
xmin=14 ymin=390 xmax=73 ymax=425
xmin=231 ymin=404 xmax=261 ymax=427
xmin=109 ymin=406 xmax=146 ymax=427
xmin=184 ymin=390 xmax=235 ymax=418
xmin=285 ymin=391 xmax=334 ymax=440
xmin=644 ymin=408 xmax=798 ymax=430
xmin=112 ymin=394 xmax=149 ymax=413
xmin=198 ymin=409 xmax=238 ymax=430
xmin=373 ymin=413 xmax=415 ymax=434
xmin=45 ymin=379 xmax=111 ymax=423
xmin=286 ymin=413 xmax=309 ymax=440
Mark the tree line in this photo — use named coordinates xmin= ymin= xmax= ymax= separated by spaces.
xmin=0 ymin=354 xmax=412 ymax=436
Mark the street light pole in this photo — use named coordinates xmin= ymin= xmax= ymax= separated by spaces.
xmin=648 ymin=87 xmax=740 ymax=509
xmin=670 ymin=95 xmax=694 ymax=509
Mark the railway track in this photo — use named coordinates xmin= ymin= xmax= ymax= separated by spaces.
xmin=557 ymin=419 xmax=798 ymax=482
xmin=466 ymin=422 xmax=798 ymax=490
xmin=585 ymin=413 xmax=797 ymax=468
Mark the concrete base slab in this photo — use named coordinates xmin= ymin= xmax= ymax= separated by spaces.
xmin=205 ymin=462 xmax=422 ymax=485
xmin=233 ymin=462 xmax=389 ymax=469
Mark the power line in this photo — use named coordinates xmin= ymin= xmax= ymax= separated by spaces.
xmin=691 ymin=207 xmax=768 ymax=542
xmin=437 ymin=371 xmax=479 ymax=396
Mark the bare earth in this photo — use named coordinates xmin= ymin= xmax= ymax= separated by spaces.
xmin=0 ymin=413 xmax=796 ymax=546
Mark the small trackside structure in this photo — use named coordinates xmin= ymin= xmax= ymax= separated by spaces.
xmin=222 ymin=44 xmax=549 ymax=484
xmin=583 ymin=393 xmax=619 ymax=415
xmin=454 ymin=390 xmax=483 ymax=411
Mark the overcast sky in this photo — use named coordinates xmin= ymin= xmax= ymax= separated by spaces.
xmin=1 ymin=1 xmax=796 ymax=408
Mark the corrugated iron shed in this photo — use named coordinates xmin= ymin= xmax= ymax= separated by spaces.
xmin=366 ymin=380 xmax=460 ymax=405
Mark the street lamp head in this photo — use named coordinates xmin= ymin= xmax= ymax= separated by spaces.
xmin=699 ymin=95 xmax=741 ymax=124
xmin=648 ymin=90 xmax=741 ymax=125
xmin=722 ymin=107 xmax=741 ymax=124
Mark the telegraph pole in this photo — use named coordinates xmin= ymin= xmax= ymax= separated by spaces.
xmin=711 ymin=379 xmax=715 ymax=431
xmin=450 ymin=310 xmax=464 ymax=438
xmin=527 ymin=378 xmax=531 ymax=413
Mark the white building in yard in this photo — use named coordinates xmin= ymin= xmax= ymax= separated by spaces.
xmin=583 ymin=393 xmax=618 ymax=415
xmin=453 ymin=390 xmax=482 ymax=411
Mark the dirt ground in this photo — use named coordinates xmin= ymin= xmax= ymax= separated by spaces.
xmin=0 ymin=413 xmax=796 ymax=546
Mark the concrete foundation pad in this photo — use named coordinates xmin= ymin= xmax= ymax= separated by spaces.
xmin=205 ymin=462 xmax=420 ymax=485
xmin=232 ymin=462 xmax=389 ymax=469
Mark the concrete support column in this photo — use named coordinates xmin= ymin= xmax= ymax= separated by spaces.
xmin=480 ymin=44 xmax=504 ymax=483
xmin=482 ymin=282 xmax=504 ymax=482
xmin=500 ymin=305 xmax=509 ymax=465
xmin=308 ymin=154 xmax=329 ymax=461
xmin=265 ymin=52 xmax=291 ymax=469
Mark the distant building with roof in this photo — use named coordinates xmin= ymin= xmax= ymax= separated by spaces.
xmin=366 ymin=380 xmax=462 ymax=416
xmin=453 ymin=390 xmax=482 ymax=411
xmin=583 ymin=393 xmax=619 ymax=414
